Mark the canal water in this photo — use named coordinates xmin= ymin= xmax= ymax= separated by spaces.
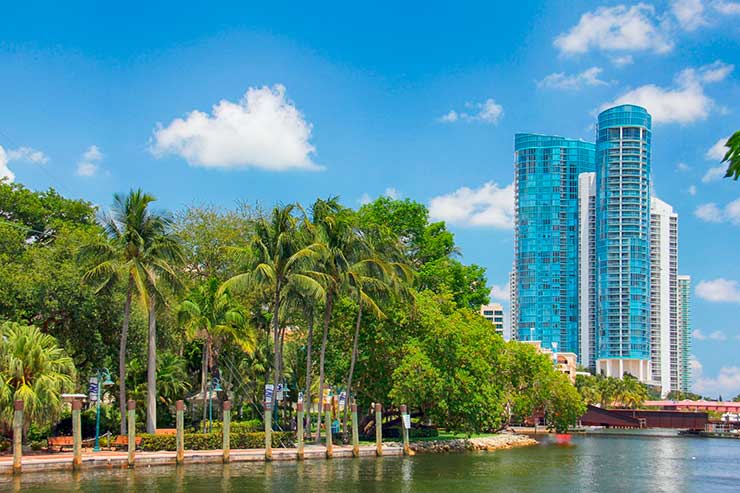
xmin=5 ymin=434 xmax=740 ymax=492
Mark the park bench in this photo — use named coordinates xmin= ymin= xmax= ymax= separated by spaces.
xmin=156 ymin=428 xmax=177 ymax=435
xmin=47 ymin=436 xmax=74 ymax=452
xmin=113 ymin=435 xmax=143 ymax=447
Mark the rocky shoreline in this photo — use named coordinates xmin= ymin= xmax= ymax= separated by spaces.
xmin=393 ymin=433 xmax=539 ymax=454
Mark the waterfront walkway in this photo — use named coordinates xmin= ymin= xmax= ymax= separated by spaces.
xmin=0 ymin=444 xmax=403 ymax=474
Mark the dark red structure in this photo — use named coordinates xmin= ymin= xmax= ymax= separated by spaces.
xmin=580 ymin=405 xmax=708 ymax=429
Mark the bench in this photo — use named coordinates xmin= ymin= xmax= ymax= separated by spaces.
xmin=113 ymin=435 xmax=143 ymax=447
xmin=156 ymin=428 xmax=177 ymax=435
xmin=47 ymin=436 xmax=74 ymax=452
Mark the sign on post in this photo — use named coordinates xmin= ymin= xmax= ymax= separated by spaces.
xmin=402 ymin=413 xmax=411 ymax=429
xmin=338 ymin=391 xmax=346 ymax=411
xmin=88 ymin=377 xmax=99 ymax=402
xmin=264 ymin=384 xmax=274 ymax=404
xmin=276 ymin=383 xmax=284 ymax=402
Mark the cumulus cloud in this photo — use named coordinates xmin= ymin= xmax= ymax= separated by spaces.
xmin=692 ymin=356 xmax=740 ymax=398
xmin=702 ymin=166 xmax=726 ymax=182
xmin=712 ymin=1 xmax=740 ymax=15
xmin=438 ymin=99 xmax=504 ymax=125
xmin=429 ymin=182 xmax=514 ymax=228
xmin=688 ymin=185 xmax=697 ymax=195
xmin=358 ymin=188 xmax=401 ymax=205
xmin=0 ymin=144 xmax=49 ymax=182
xmin=489 ymin=284 xmax=510 ymax=302
xmin=706 ymin=136 xmax=729 ymax=160
xmin=692 ymin=329 xmax=727 ymax=341
xmin=696 ymin=278 xmax=740 ymax=302
xmin=537 ymin=67 xmax=608 ymax=90
xmin=554 ymin=4 xmax=673 ymax=55
xmin=695 ymin=199 xmax=740 ymax=223
xmin=151 ymin=84 xmax=320 ymax=172
xmin=610 ymin=55 xmax=634 ymax=67
xmin=676 ymin=162 xmax=690 ymax=171
xmin=76 ymin=145 xmax=103 ymax=177
xmin=672 ymin=0 xmax=708 ymax=30
xmin=601 ymin=61 xmax=733 ymax=124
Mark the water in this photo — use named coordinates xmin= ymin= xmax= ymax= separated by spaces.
xmin=5 ymin=435 xmax=740 ymax=492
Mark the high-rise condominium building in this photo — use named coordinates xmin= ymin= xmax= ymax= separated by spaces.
xmin=480 ymin=303 xmax=505 ymax=336
xmin=513 ymin=134 xmax=595 ymax=352
xmin=595 ymin=105 xmax=652 ymax=380
xmin=508 ymin=269 xmax=518 ymax=341
xmin=578 ymin=172 xmax=597 ymax=370
xmin=677 ymin=275 xmax=692 ymax=393
xmin=650 ymin=197 xmax=678 ymax=396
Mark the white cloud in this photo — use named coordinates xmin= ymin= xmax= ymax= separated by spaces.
xmin=696 ymin=278 xmax=740 ymax=302
xmin=151 ymin=84 xmax=320 ymax=172
xmin=358 ymin=193 xmax=372 ymax=206
xmin=439 ymin=99 xmax=503 ymax=125
xmin=489 ymin=284 xmax=510 ymax=302
xmin=676 ymin=162 xmax=690 ymax=171
xmin=706 ymin=136 xmax=729 ymax=160
xmin=692 ymin=329 xmax=727 ymax=341
xmin=712 ymin=1 xmax=740 ymax=14
xmin=429 ymin=182 xmax=514 ymax=228
xmin=692 ymin=356 xmax=740 ymax=398
xmin=695 ymin=199 xmax=740 ymax=223
xmin=554 ymin=4 xmax=673 ymax=55
xmin=76 ymin=145 xmax=103 ymax=177
xmin=610 ymin=55 xmax=634 ymax=67
xmin=688 ymin=185 xmax=697 ymax=195
xmin=384 ymin=187 xmax=400 ymax=200
xmin=0 ymin=144 xmax=50 ymax=182
xmin=672 ymin=0 xmax=708 ymax=30
xmin=601 ymin=61 xmax=732 ymax=124
xmin=702 ymin=166 xmax=726 ymax=182
xmin=537 ymin=67 xmax=608 ymax=90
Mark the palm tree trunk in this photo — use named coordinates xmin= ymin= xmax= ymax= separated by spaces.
xmin=316 ymin=291 xmax=333 ymax=442
xmin=200 ymin=337 xmax=210 ymax=432
xmin=343 ymin=294 xmax=363 ymax=435
xmin=270 ymin=283 xmax=281 ymax=416
xmin=146 ymin=293 xmax=158 ymax=433
xmin=304 ymin=306 xmax=314 ymax=439
xmin=119 ymin=275 xmax=133 ymax=435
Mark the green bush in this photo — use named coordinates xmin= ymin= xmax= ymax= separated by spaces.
xmin=30 ymin=439 xmax=47 ymax=451
xmin=210 ymin=419 xmax=262 ymax=434
xmin=138 ymin=431 xmax=294 ymax=451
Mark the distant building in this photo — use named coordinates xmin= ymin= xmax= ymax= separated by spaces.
xmin=650 ymin=197 xmax=678 ymax=397
xmin=578 ymin=171 xmax=597 ymax=371
xmin=523 ymin=340 xmax=578 ymax=384
xmin=508 ymin=268 xmax=518 ymax=341
xmin=677 ymin=275 xmax=692 ymax=393
xmin=480 ymin=303 xmax=505 ymax=336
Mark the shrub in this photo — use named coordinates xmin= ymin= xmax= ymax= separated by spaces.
xmin=210 ymin=419 xmax=262 ymax=434
xmin=138 ymin=431 xmax=294 ymax=451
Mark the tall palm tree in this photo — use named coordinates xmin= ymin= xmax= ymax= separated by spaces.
xmin=82 ymin=189 xmax=182 ymax=433
xmin=223 ymin=204 xmax=325 ymax=414
xmin=722 ymin=131 xmax=740 ymax=180
xmin=178 ymin=278 xmax=256 ymax=430
xmin=0 ymin=322 xmax=75 ymax=430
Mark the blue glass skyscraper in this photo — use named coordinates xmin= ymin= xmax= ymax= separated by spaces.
xmin=513 ymin=134 xmax=595 ymax=353
xmin=594 ymin=104 xmax=652 ymax=379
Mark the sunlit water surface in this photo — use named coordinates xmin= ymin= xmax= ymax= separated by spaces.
xmin=4 ymin=435 xmax=740 ymax=492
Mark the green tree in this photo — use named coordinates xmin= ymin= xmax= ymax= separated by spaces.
xmin=223 ymin=204 xmax=324 ymax=412
xmin=721 ymin=131 xmax=740 ymax=180
xmin=178 ymin=278 xmax=256 ymax=429
xmin=544 ymin=374 xmax=586 ymax=433
xmin=82 ymin=189 xmax=182 ymax=433
xmin=0 ymin=322 xmax=76 ymax=430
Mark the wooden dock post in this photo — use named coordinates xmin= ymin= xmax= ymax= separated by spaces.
xmin=375 ymin=403 xmax=383 ymax=456
xmin=264 ymin=401 xmax=272 ymax=461
xmin=127 ymin=400 xmax=136 ymax=468
xmin=176 ymin=400 xmax=185 ymax=465
xmin=72 ymin=399 xmax=83 ymax=470
xmin=296 ymin=400 xmax=305 ymax=460
xmin=222 ymin=400 xmax=231 ymax=464
xmin=400 ymin=404 xmax=410 ymax=456
xmin=12 ymin=400 xmax=23 ymax=474
xmin=351 ymin=402 xmax=360 ymax=458
xmin=324 ymin=402 xmax=333 ymax=458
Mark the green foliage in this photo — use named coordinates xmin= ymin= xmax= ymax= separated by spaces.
xmin=575 ymin=373 xmax=649 ymax=409
xmin=0 ymin=321 xmax=76 ymax=428
xmin=721 ymin=131 xmax=740 ymax=180
xmin=211 ymin=419 xmax=262 ymax=433
xmin=544 ymin=374 xmax=586 ymax=433
xmin=138 ymin=431 xmax=294 ymax=451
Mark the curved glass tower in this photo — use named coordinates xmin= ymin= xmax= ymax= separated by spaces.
xmin=514 ymin=134 xmax=595 ymax=353
xmin=595 ymin=104 xmax=651 ymax=379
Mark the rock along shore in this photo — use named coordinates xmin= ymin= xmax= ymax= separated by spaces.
xmin=395 ymin=433 xmax=538 ymax=454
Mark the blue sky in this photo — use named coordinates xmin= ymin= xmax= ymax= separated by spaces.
xmin=1 ymin=1 xmax=739 ymax=396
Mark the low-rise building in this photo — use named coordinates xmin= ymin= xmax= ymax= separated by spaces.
xmin=480 ymin=303 xmax=505 ymax=336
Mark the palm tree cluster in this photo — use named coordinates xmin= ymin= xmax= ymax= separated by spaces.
xmin=575 ymin=373 xmax=650 ymax=409
xmin=82 ymin=192 xmax=412 ymax=433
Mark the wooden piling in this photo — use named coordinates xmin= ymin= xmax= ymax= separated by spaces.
xmin=127 ymin=400 xmax=136 ymax=468
xmin=264 ymin=402 xmax=272 ymax=461
xmin=222 ymin=401 xmax=231 ymax=464
xmin=72 ymin=399 xmax=83 ymax=470
xmin=351 ymin=403 xmax=360 ymax=458
xmin=324 ymin=402 xmax=333 ymax=458
xmin=12 ymin=400 xmax=23 ymax=474
xmin=176 ymin=400 xmax=185 ymax=465
xmin=375 ymin=403 xmax=383 ymax=456
xmin=296 ymin=401 xmax=305 ymax=460
xmin=400 ymin=404 xmax=410 ymax=456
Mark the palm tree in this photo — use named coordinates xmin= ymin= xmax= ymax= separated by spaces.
xmin=722 ymin=131 xmax=740 ymax=180
xmin=82 ymin=189 xmax=182 ymax=433
xmin=222 ymin=204 xmax=325 ymax=415
xmin=0 ymin=322 xmax=75 ymax=429
xmin=156 ymin=352 xmax=191 ymax=406
xmin=178 ymin=278 xmax=256 ymax=430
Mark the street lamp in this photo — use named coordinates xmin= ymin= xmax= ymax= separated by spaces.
xmin=207 ymin=376 xmax=223 ymax=433
xmin=93 ymin=368 xmax=114 ymax=452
